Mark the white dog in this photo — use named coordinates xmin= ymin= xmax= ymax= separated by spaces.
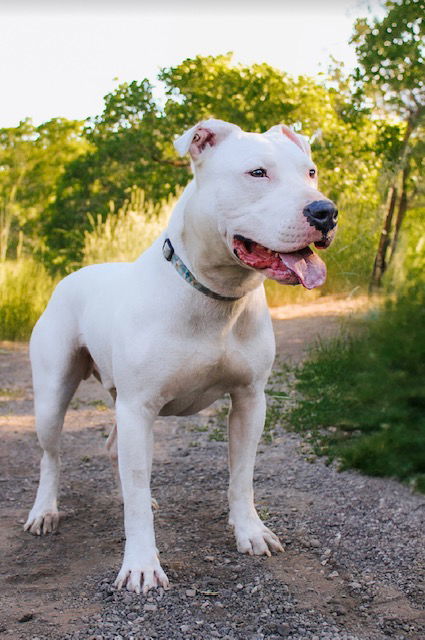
xmin=24 ymin=119 xmax=337 ymax=594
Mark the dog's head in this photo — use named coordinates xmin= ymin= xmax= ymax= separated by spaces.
xmin=174 ymin=118 xmax=337 ymax=290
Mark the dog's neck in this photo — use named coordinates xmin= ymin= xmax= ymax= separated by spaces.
xmin=167 ymin=183 xmax=265 ymax=301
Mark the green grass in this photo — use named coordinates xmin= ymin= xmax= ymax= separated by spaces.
xmin=287 ymin=284 xmax=425 ymax=492
xmin=0 ymin=258 xmax=57 ymax=341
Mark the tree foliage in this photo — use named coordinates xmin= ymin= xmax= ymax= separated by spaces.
xmin=0 ymin=118 xmax=88 ymax=260
xmin=43 ymin=54 xmax=381 ymax=268
xmin=352 ymin=0 xmax=424 ymax=120
xmin=351 ymin=0 xmax=425 ymax=289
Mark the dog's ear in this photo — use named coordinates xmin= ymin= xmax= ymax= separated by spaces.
xmin=174 ymin=119 xmax=239 ymax=161
xmin=266 ymin=124 xmax=312 ymax=158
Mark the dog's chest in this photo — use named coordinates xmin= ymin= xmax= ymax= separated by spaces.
xmin=158 ymin=339 xmax=257 ymax=417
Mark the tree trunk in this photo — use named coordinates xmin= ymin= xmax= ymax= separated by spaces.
xmin=369 ymin=106 xmax=424 ymax=293
xmin=0 ymin=203 xmax=12 ymax=262
xmin=388 ymin=164 xmax=410 ymax=266
xmin=369 ymin=184 xmax=398 ymax=292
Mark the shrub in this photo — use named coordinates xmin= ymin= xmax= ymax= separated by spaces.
xmin=288 ymin=283 xmax=425 ymax=492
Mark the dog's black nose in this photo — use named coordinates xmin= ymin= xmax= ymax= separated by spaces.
xmin=303 ymin=200 xmax=338 ymax=234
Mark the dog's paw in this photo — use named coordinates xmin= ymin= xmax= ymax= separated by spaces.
xmin=114 ymin=554 xmax=169 ymax=595
xmin=24 ymin=509 xmax=60 ymax=535
xmin=232 ymin=517 xmax=284 ymax=557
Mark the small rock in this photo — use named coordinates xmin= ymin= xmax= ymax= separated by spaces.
xmin=328 ymin=571 xmax=339 ymax=579
xmin=276 ymin=622 xmax=290 ymax=636
xmin=185 ymin=589 xmax=196 ymax=597
xmin=180 ymin=624 xmax=190 ymax=632
xmin=204 ymin=555 xmax=215 ymax=562
xmin=332 ymin=604 xmax=347 ymax=616
xmin=143 ymin=603 xmax=157 ymax=612
xmin=348 ymin=581 xmax=362 ymax=590
xmin=18 ymin=613 xmax=34 ymax=623
xmin=310 ymin=538 xmax=321 ymax=548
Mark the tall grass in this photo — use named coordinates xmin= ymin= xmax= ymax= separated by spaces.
xmin=0 ymin=193 xmax=404 ymax=341
xmin=0 ymin=190 xmax=173 ymax=341
xmin=82 ymin=188 xmax=174 ymax=265
xmin=0 ymin=258 xmax=57 ymax=340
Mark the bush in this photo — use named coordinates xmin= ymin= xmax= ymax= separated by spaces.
xmin=0 ymin=259 xmax=57 ymax=340
xmin=288 ymin=284 xmax=425 ymax=492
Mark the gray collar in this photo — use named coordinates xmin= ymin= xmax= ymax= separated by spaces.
xmin=162 ymin=239 xmax=242 ymax=302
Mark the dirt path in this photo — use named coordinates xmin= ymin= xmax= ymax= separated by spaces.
xmin=0 ymin=297 xmax=424 ymax=640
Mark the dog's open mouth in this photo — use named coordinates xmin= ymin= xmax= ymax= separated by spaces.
xmin=233 ymin=235 xmax=327 ymax=290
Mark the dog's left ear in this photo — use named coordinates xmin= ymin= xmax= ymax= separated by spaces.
xmin=174 ymin=118 xmax=239 ymax=162
xmin=266 ymin=124 xmax=312 ymax=158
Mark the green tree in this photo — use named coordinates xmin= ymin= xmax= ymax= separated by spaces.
xmin=0 ymin=118 xmax=88 ymax=260
xmin=351 ymin=0 xmax=425 ymax=289
xmin=44 ymin=54 xmax=381 ymax=270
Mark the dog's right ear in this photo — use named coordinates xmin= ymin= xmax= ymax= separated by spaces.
xmin=174 ymin=119 xmax=239 ymax=162
xmin=266 ymin=124 xmax=312 ymax=158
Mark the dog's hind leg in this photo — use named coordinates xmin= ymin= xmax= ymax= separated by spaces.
xmin=24 ymin=323 xmax=89 ymax=536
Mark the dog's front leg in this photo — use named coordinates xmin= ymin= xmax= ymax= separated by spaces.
xmin=113 ymin=397 xmax=169 ymax=594
xmin=228 ymin=387 xmax=284 ymax=556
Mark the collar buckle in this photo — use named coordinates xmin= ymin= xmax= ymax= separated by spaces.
xmin=163 ymin=238 xmax=174 ymax=261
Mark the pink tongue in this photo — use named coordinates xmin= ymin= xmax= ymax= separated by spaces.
xmin=279 ymin=247 xmax=326 ymax=289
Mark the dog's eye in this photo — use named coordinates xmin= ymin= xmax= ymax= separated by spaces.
xmin=309 ymin=168 xmax=316 ymax=178
xmin=249 ymin=168 xmax=267 ymax=178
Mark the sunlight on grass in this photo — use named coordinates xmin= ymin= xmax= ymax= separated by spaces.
xmin=83 ymin=188 xmax=174 ymax=265
xmin=0 ymin=259 xmax=57 ymax=341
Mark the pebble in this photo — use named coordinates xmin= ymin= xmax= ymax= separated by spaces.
xmin=348 ymin=581 xmax=362 ymax=590
xmin=143 ymin=604 xmax=157 ymax=612
xmin=276 ymin=622 xmax=290 ymax=636
xmin=185 ymin=589 xmax=196 ymax=597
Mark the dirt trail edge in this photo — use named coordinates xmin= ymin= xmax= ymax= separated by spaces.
xmin=1 ymin=297 xmax=424 ymax=640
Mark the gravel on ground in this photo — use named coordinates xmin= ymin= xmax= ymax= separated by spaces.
xmin=1 ymin=296 xmax=424 ymax=640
